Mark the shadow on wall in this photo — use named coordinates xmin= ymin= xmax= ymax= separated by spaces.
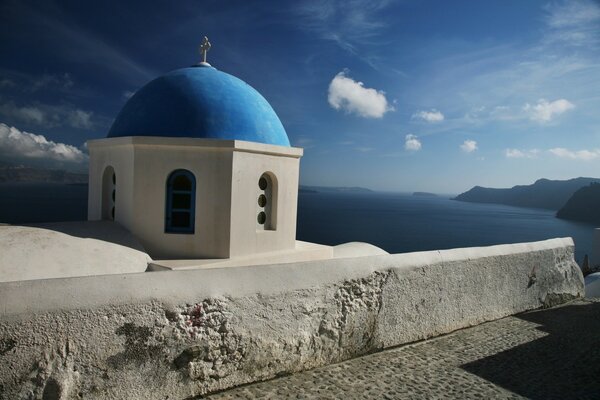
xmin=461 ymin=301 xmax=600 ymax=399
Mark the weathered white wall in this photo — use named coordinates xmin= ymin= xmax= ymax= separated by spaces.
xmin=88 ymin=143 xmax=135 ymax=228
xmin=87 ymin=137 xmax=302 ymax=259
xmin=131 ymin=142 xmax=234 ymax=259
xmin=230 ymin=149 xmax=300 ymax=256
xmin=591 ymin=228 xmax=600 ymax=269
xmin=0 ymin=238 xmax=584 ymax=399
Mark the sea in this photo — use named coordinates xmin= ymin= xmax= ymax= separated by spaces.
xmin=0 ymin=183 xmax=595 ymax=264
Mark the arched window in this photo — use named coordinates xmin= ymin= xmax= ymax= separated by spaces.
xmin=257 ymin=172 xmax=277 ymax=231
xmin=165 ymin=169 xmax=196 ymax=234
xmin=102 ymin=166 xmax=116 ymax=220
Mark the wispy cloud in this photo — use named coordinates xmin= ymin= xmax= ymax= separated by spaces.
xmin=412 ymin=109 xmax=444 ymax=123
xmin=405 ymin=134 xmax=421 ymax=151
xmin=12 ymin=3 xmax=157 ymax=85
xmin=0 ymin=101 xmax=95 ymax=129
xmin=543 ymin=0 xmax=600 ymax=46
xmin=0 ymin=79 xmax=15 ymax=88
xmin=523 ymin=98 xmax=575 ymax=123
xmin=504 ymin=146 xmax=600 ymax=161
xmin=0 ymin=123 xmax=88 ymax=167
xmin=292 ymin=135 xmax=316 ymax=149
xmin=505 ymin=148 xmax=540 ymax=159
xmin=460 ymin=140 xmax=477 ymax=153
xmin=328 ymin=71 xmax=394 ymax=118
xmin=548 ymin=147 xmax=600 ymax=160
xmin=293 ymin=0 xmax=393 ymax=54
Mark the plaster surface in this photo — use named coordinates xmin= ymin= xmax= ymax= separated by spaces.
xmin=0 ymin=238 xmax=584 ymax=399
xmin=591 ymin=228 xmax=600 ymax=269
xmin=87 ymin=137 xmax=302 ymax=259
xmin=333 ymin=242 xmax=389 ymax=258
xmin=148 ymin=240 xmax=333 ymax=271
xmin=585 ymin=272 xmax=600 ymax=297
xmin=0 ymin=221 xmax=150 ymax=283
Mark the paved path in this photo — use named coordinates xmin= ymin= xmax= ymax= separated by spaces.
xmin=206 ymin=299 xmax=600 ymax=399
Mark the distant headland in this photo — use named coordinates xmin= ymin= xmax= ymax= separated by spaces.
xmin=413 ymin=192 xmax=437 ymax=197
xmin=454 ymin=177 xmax=600 ymax=210
xmin=557 ymin=183 xmax=600 ymax=224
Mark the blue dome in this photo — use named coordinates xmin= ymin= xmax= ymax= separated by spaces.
xmin=107 ymin=65 xmax=290 ymax=147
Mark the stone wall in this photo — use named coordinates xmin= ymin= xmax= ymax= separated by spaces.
xmin=0 ymin=238 xmax=584 ymax=399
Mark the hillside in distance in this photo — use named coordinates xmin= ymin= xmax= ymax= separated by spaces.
xmin=454 ymin=177 xmax=600 ymax=210
xmin=557 ymin=183 xmax=600 ymax=224
xmin=0 ymin=165 xmax=88 ymax=184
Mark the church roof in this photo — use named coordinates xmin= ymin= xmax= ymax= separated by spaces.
xmin=107 ymin=64 xmax=290 ymax=147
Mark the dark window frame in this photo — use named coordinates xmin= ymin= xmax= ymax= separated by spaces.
xmin=165 ymin=169 xmax=196 ymax=234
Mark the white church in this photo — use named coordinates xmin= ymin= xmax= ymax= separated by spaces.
xmin=86 ymin=37 xmax=353 ymax=269
xmin=1 ymin=39 xmax=597 ymax=298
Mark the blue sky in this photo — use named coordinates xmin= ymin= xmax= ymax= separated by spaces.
xmin=0 ymin=0 xmax=599 ymax=193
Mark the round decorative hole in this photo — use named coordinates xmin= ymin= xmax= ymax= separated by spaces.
xmin=257 ymin=211 xmax=266 ymax=225
xmin=258 ymin=194 xmax=267 ymax=207
xmin=258 ymin=177 xmax=268 ymax=190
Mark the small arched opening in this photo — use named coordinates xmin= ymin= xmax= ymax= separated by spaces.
xmin=165 ymin=169 xmax=196 ymax=234
xmin=257 ymin=172 xmax=277 ymax=231
xmin=101 ymin=166 xmax=116 ymax=220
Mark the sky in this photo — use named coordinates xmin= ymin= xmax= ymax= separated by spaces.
xmin=0 ymin=0 xmax=599 ymax=193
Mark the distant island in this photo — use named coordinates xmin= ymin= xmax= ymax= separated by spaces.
xmin=299 ymin=185 xmax=373 ymax=194
xmin=0 ymin=165 xmax=88 ymax=184
xmin=454 ymin=177 xmax=600 ymax=210
xmin=557 ymin=183 xmax=600 ymax=224
xmin=413 ymin=192 xmax=437 ymax=197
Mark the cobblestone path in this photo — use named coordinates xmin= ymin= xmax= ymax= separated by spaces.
xmin=206 ymin=299 xmax=600 ymax=399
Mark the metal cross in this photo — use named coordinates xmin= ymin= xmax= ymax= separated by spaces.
xmin=200 ymin=36 xmax=211 ymax=64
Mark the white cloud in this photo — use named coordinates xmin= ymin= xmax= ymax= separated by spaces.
xmin=460 ymin=140 xmax=478 ymax=153
xmin=523 ymin=99 xmax=575 ymax=122
xmin=0 ymin=101 xmax=95 ymax=129
xmin=548 ymin=147 xmax=600 ymax=160
xmin=505 ymin=148 xmax=540 ymax=159
xmin=67 ymin=110 xmax=93 ymax=129
xmin=405 ymin=134 xmax=421 ymax=151
xmin=123 ymin=90 xmax=135 ymax=99
xmin=355 ymin=146 xmax=374 ymax=152
xmin=0 ymin=103 xmax=45 ymax=125
xmin=412 ymin=109 xmax=444 ymax=122
xmin=328 ymin=71 xmax=393 ymax=118
xmin=0 ymin=123 xmax=88 ymax=166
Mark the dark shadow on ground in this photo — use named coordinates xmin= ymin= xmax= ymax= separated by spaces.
xmin=462 ymin=300 xmax=600 ymax=400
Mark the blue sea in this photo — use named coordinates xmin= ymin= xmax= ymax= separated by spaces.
xmin=0 ymin=183 xmax=595 ymax=264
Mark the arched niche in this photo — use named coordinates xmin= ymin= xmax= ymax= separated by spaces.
xmin=101 ymin=166 xmax=116 ymax=220
xmin=257 ymin=172 xmax=277 ymax=231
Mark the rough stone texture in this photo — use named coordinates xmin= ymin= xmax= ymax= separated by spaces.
xmin=208 ymin=298 xmax=600 ymax=400
xmin=0 ymin=238 xmax=584 ymax=399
